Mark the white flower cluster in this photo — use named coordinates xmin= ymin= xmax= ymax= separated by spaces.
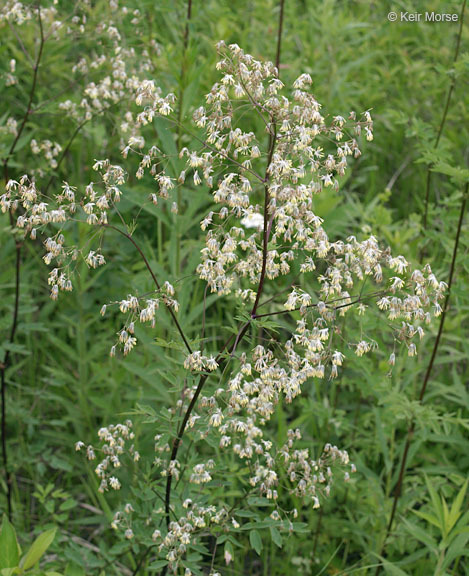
xmin=184 ymin=351 xmax=219 ymax=373
xmin=30 ymin=139 xmax=62 ymax=169
xmin=118 ymin=84 xmax=181 ymax=204
xmin=160 ymin=503 xmax=228 ymax=571
xmin=0 ymin=117 xmax=18 ymax=136
xmin=76 ymin=420 xmax=139 ymax=493
xmin=104 ymin=282 xmax=179 ymax=357
xmin=183 ymin=42 xmax=373 ymax=295
xmin=109 ymin=495 xmax=233 ymax=574
xmin=182 ymin=43 xmax=444 ymax=377
xmin=0 ymin=1 xmax=57 ymax=27
xmin=7 ymin=34 xmax=445 ymax=566
xmin=1 ymin=177 xmax=76 ymax=299
xmin=247 ymin=435 xmax=353 ymax=508
xmin=59 ymin=6 xmax=154 ymax=124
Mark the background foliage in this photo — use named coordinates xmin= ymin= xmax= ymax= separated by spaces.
xmin=1 ymin=0 xmax=468 ymax=575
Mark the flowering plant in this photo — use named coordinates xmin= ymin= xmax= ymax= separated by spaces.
xmin=3 ymin=36 xmax=446 ymax=575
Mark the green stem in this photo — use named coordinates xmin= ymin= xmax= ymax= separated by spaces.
xmin=376 ymin=186 xmax=467 ymax=573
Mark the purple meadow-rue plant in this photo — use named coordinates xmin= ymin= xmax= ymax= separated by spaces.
xmin=4 ymin=41 xmax=446 ymax=574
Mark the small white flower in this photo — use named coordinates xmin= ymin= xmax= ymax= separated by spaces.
xmin=240 ymin=213 xmax=264 ymax=230
xmin=109 ymin=476 xmax=121 ymax=490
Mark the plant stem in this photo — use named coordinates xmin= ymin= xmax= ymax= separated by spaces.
xmin=158 ymin=6 xmax=287 ymax=574
xmin=435 ymin=548 xmax=445 ymax=576
xmin=275 ymin=0 xmax=285 ymax=71
xmin=175 ymin=0 xmax=193 ymax=274
xmin=377 ymin=185 xmax=467 ymax=572
xmin=104 ymin=224 xmax=192 ymax=354
xmin=421 ymin=0 xmax=466 ymax=235
xmin=252 ymin=287 xmax=389 ymax=319
xmin=177 ymin=0 xmax=192 ymax=152
xmin=1 ymin=7 xmax=45 ymax=521
xmin=162 ymin=89 xmax=279 ymax=541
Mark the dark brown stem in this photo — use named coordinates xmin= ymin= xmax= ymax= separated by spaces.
xmin=176 ymin=0 xmax=192 ymax=144
xmin=158 ymin=7 xmax=287 ymax=575
xmin=104 ymin=224 xmax=192 ymax=354
xmin=162 ymin=125 xmax=273 ymax=536
xmin=175 ymin=0 xmax=193 ymax=273
xmin=131 ymin=551 xmax=148 ymax=576
xmin=377 ymin=186 xmax=467 ymax=572
xmin=250 ymin=118 xmax=278 ymax=315
xmin=249 ymin=0 xmax=285 ymax=314
xmin=250 ymin=185 xmax=272 ymax=314
xmin=1 ymin=7 xmax=45 ymax=521
xmin=0 ymin=232 xmax=21 ymax=521
xmin=275 ymin=0 xmax=285 ymax=70
xmin=421 ymin=0 xmax=466 ymax=234
xmin=4 ymin=13 xmax=44 ymax=168
xmin=163 ymin=320 xmax=249 ymax=529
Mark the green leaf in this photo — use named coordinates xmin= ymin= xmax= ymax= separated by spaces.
xmin=380 ymin=557 xmax=410 ymax=576
xmin=431 ymin=163 xmax=469 ymax=184
xmin=425 ymin=475 xmax=444 ymax=531
xmin=2 ymin=343 xmax=30 ymax=356
xmin=65 ymin=563 xmax=85 ymax=576
xmin=234 ymin=510 xmax=257 ymax=518
xmin=58 ymin=499 xmax=77 ymax=512
xmin=249 ymin=530 xmax=262 ymax=555
xmin=441 ymin=496 xmax=450 ymax=539
xmin=441 ymin=532 xmax=469 ymax=571
xmin=412 ymin=509 xmax=440 ymax=529
xmin=21 ymin=528 xmax=57 ymax=571
xmin=1 ymin=568 xmax=20 ymax=576
xmin=447 ymin=479 xmax=468 ymax=534
xmin=246 ymin=496 xmax=272 ymax=507
xmin=241 ymin=520 xmax=279 ymax=530
xmin=0 ymin=516 xmax=19 ymax=570
xmin=401 ymin=517 xmax=438 ymax=554
xmin=269 ymin=526 xmax=283 ymax=548
xmin=148 ymin=560 xmax=169 ymax=570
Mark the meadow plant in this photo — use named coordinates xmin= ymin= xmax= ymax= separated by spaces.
xmin=0 ymin=0 xmax=157 ymax=519
xmin=2 ymin=35 xmax=449 ymax=573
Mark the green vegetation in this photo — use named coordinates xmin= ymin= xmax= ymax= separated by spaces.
xmin=1 ymin=1 xmax=468 ymax=575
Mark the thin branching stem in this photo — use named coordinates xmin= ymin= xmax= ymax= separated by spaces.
xmin=156 ymin=7 xmax=288 ymax=575
xmin=421 ymin=0 xmax=466 ymax=235
xmin=1 ymin=6 xmax=45 ymax=521
xmin=275 ymin=0 xmax=285 ymax=71
xmin=377 ymin=184 xmax=467 ymax=572
xmin=176 ymin=0 xmax=193 ymax=152
xmin=252 ymin=288 xmax=389 ymax=319
xmin=175 ymin=0 xmax=193 ymax=273
xmin=162 ymin=108 xmax=279 ymax=547
xmin=104 ymin=224 xmax=193 ymax=354
xmin=165 ymin=115 xmax=266 ymax=183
